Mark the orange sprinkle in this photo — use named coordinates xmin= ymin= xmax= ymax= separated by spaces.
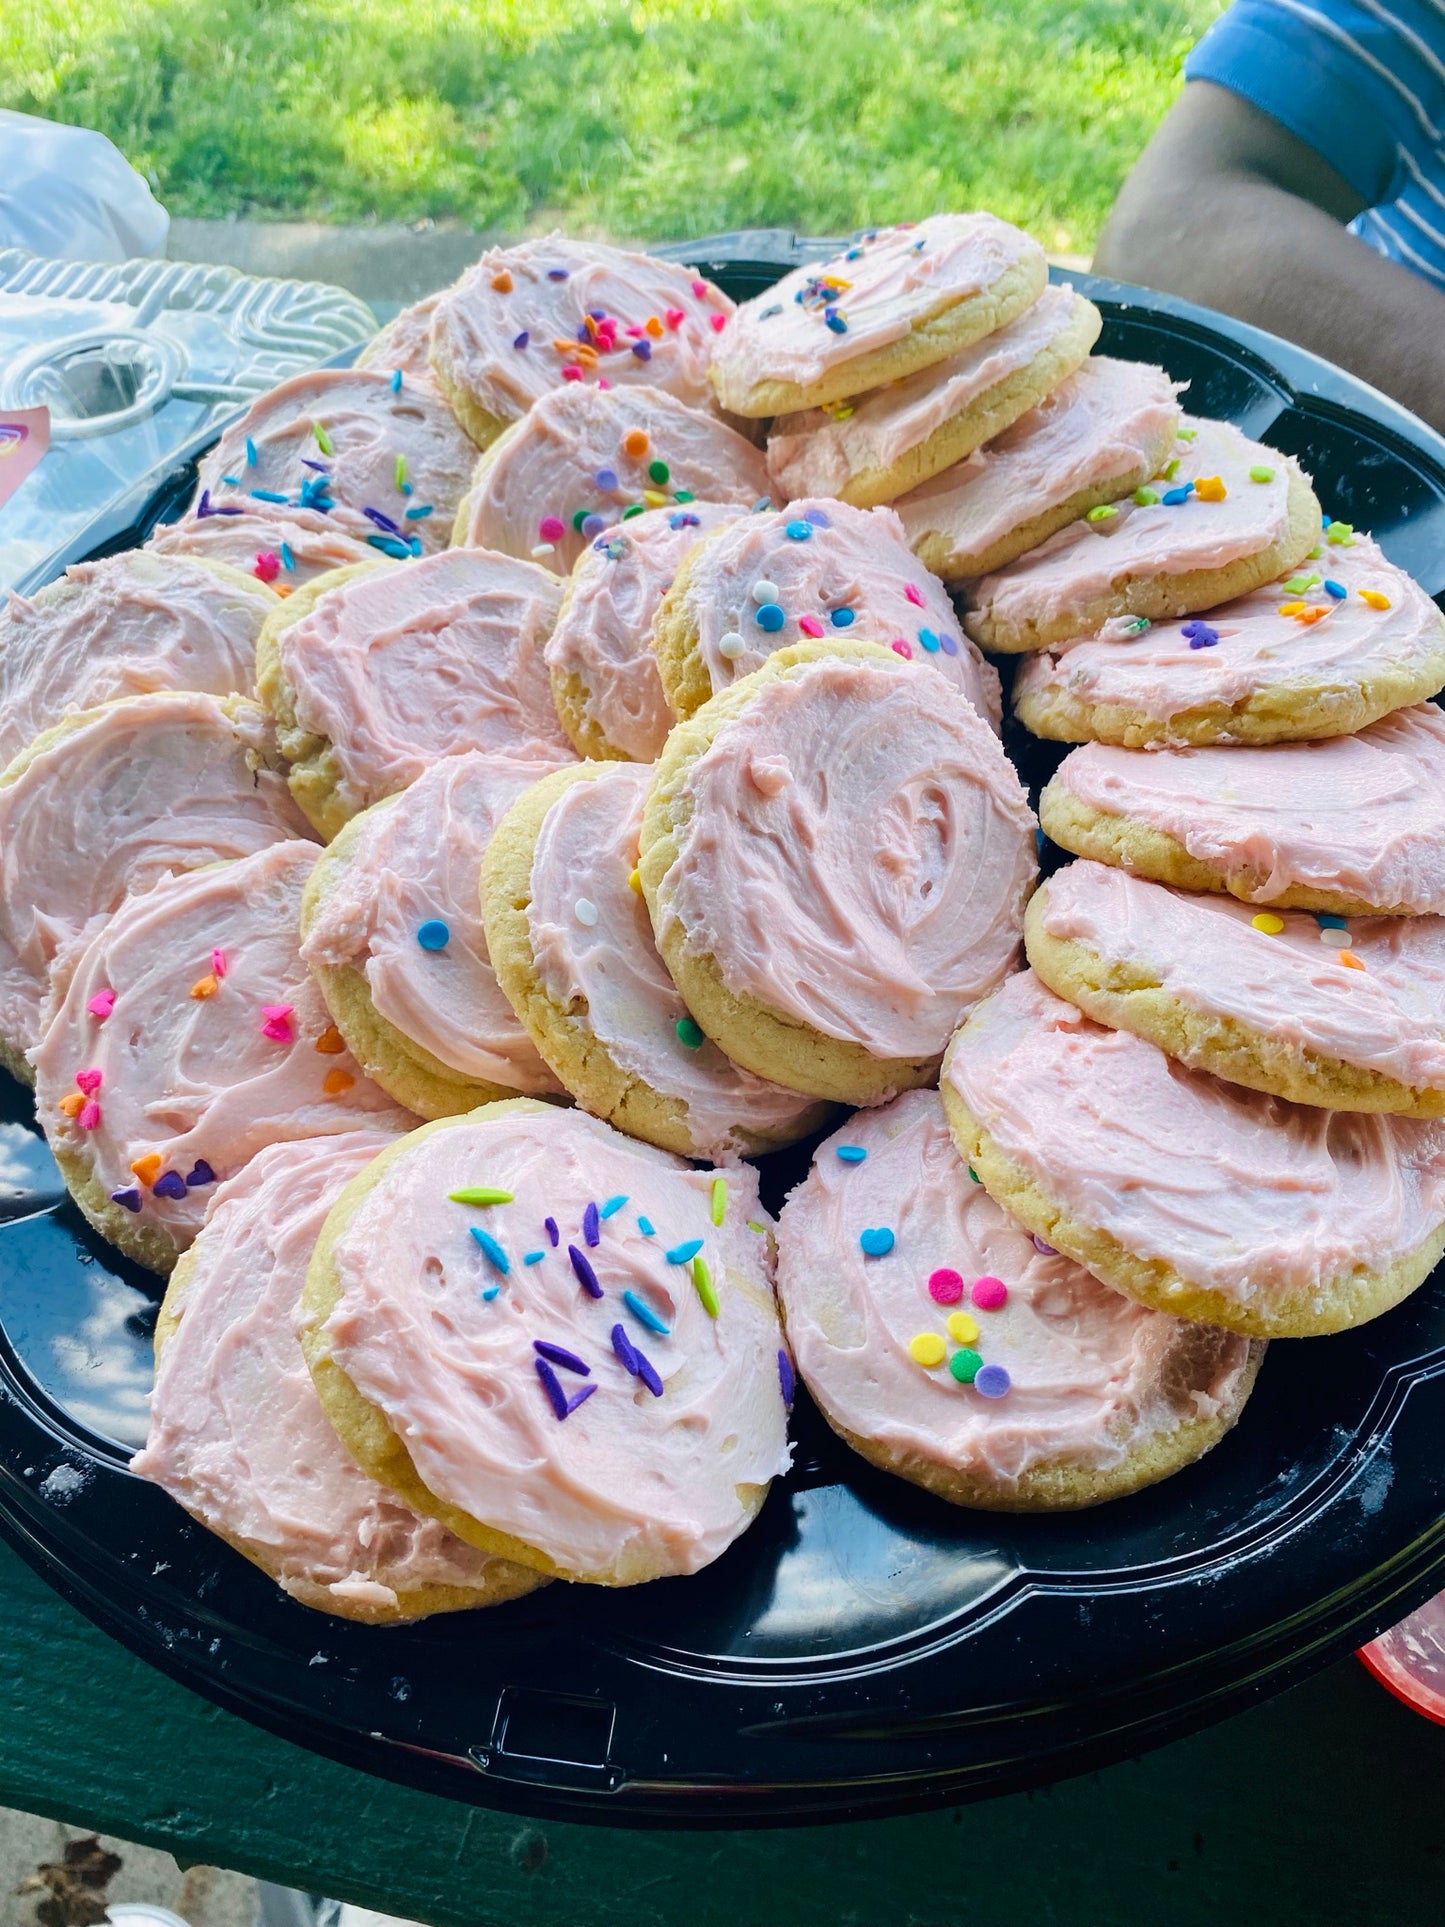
xmin=644 ymin=315 xmax=664 ymax=338
xmin=57 ymin=1092 xmax=85 ymax=1118
xmin=1360 ymin=589 xmax=1392 ymax=609
xmin=130 ymin=1152 xmax=163 ymax=1186
xmin=190 ymin=973 xmax=218 ymax=1000
xmin=1194 ymin=475 xmax=1228 ymax=502
xmin=490 ymin=269 xmax=513 ymax=293
xmin=1339 ymin=950 xmax=1365 ymax=970
xmin=323 ymin=1068 xmax=356 ymax=1096
xmin=315 ymin=1025 xmax=346 ymax=1055
xmin=623 ymin=429 xmax=650 ymax=458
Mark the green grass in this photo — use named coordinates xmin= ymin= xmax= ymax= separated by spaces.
xmin=1 ymin=0 xmax=1222 ymax=252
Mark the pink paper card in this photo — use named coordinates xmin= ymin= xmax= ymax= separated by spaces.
xmin=0 ymin=408 xmax=50 ymax=512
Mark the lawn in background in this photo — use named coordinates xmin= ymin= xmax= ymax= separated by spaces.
xmin=2 ymin=0 xmax=1223 ymax=252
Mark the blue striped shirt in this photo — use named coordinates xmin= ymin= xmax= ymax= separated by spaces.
xmin=1187 ymin=0 xmax=1445 ymax=287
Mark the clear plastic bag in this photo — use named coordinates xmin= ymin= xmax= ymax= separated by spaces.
xmin=0 ymin=110 xmax=168 ymax=263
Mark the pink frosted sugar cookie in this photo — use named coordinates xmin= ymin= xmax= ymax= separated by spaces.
xmin=965 ymin=415 xmax=1323 ymax=651
xmin=355 ymin=292 xmax=443 ymax=389
xmin=1040 ymin=704 xmax=1445 ymax=915
xmin=148 ymin=501 xmax=374 ymax=591
xmin=194 ymin=368 xmax=474 ymax=557
xmin=257 ymin=546 xmax=576 ymax=840
xmin=711 ymin=213 xmax=1049 ymax=417
xmin=640 ymin=640 xmax=1037 ymax=1105
xmin=1014 ymin=531 xmax=1445 ymax=746
xmin=482 ymin=760 xmax=833 ymax=1159
xmin=0 ymin=550 xmax=273 ymax=769
xmin=545 ymin=500 xmax=743 ymax=761
xmin=776 ymin=1090 xmax=1261 ymax=1508
xmin=33 ymin=840 xmax=410 ymax=1276
xmin=765 ymin=283 xmax=1101 ymax=508
xmin=299 ymin=1101 xmax=792 ymax=1585
xmin=454 ymin=381 xmax=770 ymax=577
xmin=0 ymin=690 xmax=308 ymax=1083
xmin=651 ymin=497 xmax=1001 ymax=726
xmin=429 ymin=234 xmax=734 ymax=446
xmin=1027 ymin=857 xmax=1445 ymax=1115
xmin=942 ymin=969 xmax=1445 ymax=1337
xmin=300 ymin=750 xmax=568 ymax=1119
xmin=894 ymin=357 xmax=1183 ymax=581
xmin=132 ymin=1133 xmax=544 ymax=1623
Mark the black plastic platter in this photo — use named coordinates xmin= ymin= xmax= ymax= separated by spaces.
xmin=1 ymin=238 xmax=1444 ymax=1828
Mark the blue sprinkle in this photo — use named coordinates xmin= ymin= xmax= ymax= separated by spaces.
xmin=752 ymin=496 xmax=773 ymax=513
xmin=824 ymin=311 xmax=848 ymax=334
xmin=830 ymin=607 xmax=855 ymax=627
xmin=367 ymin=534 xmax=411 ymax=560
xmin=836 ymin=1145 xmax=867 ymax=1164
xmin=623 ymin=1289 xmax=670 ymax=1336
xmin=568 ymin=1244 xmax=604 ymax=1297
xmin=583 ymin=1200 xmax=600 ymax=1246
xmin=513 ymin=330 xmax=530 ymax=350
xmin=470 ymin=1226 xmax=510 ymax=1275
xmin=408 ymin=535 xmax=422 ymax=556
xmin=778 ymin=1349 xmax=795 ymax=1411
xmin=918 ymin=627 xmax=940 ymax=653
xmin=665 ymin=1237 xmax=704 ymax=1265
xmin=244 ymin=437 xmax=257 ymax=469
xmin=1315 ymin=912 xmax=1349 ymax=929
xmin=785 ymin=519 xmax=813 ymax=541
xmin=404 ymin=504 xmax=434 ymax=520
xmin=1322 ymin=513 xmax=1333 ymax=528
xmin=755 ymin=603 xmax=786 ymax=633
xmin=280 ymin=542 xmax=296 ymax=572
xmin=600 ymin=1194 xmax=628 ymax=1219
xmin=1324 ymin=579 xmax=1347 ymax=600
xmin=545 ymin=1215 xmax=559 ymax=1246
xmin=1161 ymin=483 xmax=1195 ymax=506
xmin=845 ymin=247 xmax=863 ymax=260
xmin=482 ymin=1285 xmax=501 ymax=1301
xmin=390 ymin=368 xmax=402 ymax=392
xmin=534 ymin=1339 xmax=590 ymax=1376
xmin=859 ymin=1226 xmax=895 ymax=1257
xmin=524 ymin=1249 xmax=545 ymax=1265
xmin=547 ymin=267 xmax=570 ymax=281
xmin=222 ymin=474 xmax=242 ymax=486
xmin=669 ymin=511 xmax=700 ymax=529
xmin=416 ymin=918 xmax=450 ymax=951
xmin=637 ymin=1215 xmax=655 ymax=1237
xmin=249 ymin=489 xmax=289 ymax=504
xmin=401 ymin=481 xmax=413 ymax=494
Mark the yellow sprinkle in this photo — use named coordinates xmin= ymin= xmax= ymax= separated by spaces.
xmin=189 ymin=973 xmax=218 ymax=1000
xmin=710 ymin=1176 xmax=727 ymax=1226
xmin=1339 ymin=949 xmax=1365 ymax=970
xmin=692 ymin=1254 xmax=719 ymax=1317
xmin=1278 ymin=602 xmax=1306 ymax=617
xmin=628 ymin=867 xmax=643 ymax=895
xmin=1252 ymin=912 xmax=1285 ymax=934
xmin=1360 ymin=589 xmax=1391 ymax=609
xmin=909 ymin=1332 xmax=946 ymax=1369
xmin=57 ymin=1092 xmax=85 ymax=1118
xmin=1194 ymin=475 xmax=1228 ymax=502
xmin=642 ymin=489 xmax=668 ymax=508
xmin=946 ymin=1311 xmax=980 ymax=1345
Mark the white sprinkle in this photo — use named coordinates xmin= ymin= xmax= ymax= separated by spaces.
xmin=574 ymin=897 xmax=599 ymax=927
xmin=530 ymin=542 xmax=556 ymax=558
xmin=750 ymin=577 xmax=779 ymax=603
xmin=718 ymin=631 xmax=745 ymax=660
xmin=1319 ymin=927 xmax=1349 ymax=947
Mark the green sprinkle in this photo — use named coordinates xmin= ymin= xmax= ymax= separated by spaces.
xmin=572 ymin=508 xmax=590 ymax=532
xmin=1162 ymin=458 xmax=1180 ymax=481
xmin=692 ymin=1254 xmax=719 ymax=1318
xmin=710 ymin=1177 xmax=727 ymax=1226
xmin=1249 ymin=465 xmax=1275 ymax=483
xmin=1085 ymin=504 xmax=1117 ymax=523
xmin=449 ymin=1186 xmax=514 ymax=1206
xmin=1281 ymin=572 xmax=1320 ymax=595
xmin=394 ymin=453 xmax=408 ymax=491
xmin=673 ymin=488 xmax=695 ymax=503
xmin=1178 ymin=426 xmax=1197 ymax=441
xmin=676 ymin=1016 xmax=705 ymax=1049
xmin=746 ymin=1219 xmax=766 ymax=1234
xmin=648 ymin=459 xmax=671 ymax=485
xmin=1327 ymin=521 xmax=1356 ymax=546
xmin=967 ymin=1166 xmax=981 ymax=1184
xmin=949 ymin=1347 xmax=983 ymax=1384
xmin=622 ymin=503 xmax=646 ymax=520
xmin=1132 ymin=486 xmax=1159 ymax=507
xmin=313 ymin=422 xmax=334 ymax=456
xmin=1306 ymin=546 xmax=1323 ymax=559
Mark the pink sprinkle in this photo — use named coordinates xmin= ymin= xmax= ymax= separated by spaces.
xmin=691 ymin=279 xmax=708 ymax=299
xmin=253 ymin=550 xmax=281 ymax=583
xmin=905 ymin=583 xmax=925 ymax=607
xmin=77 ymin=1100 xmax=101 ymax=1131
xmin=709 ymin=312 xmax=727 ymax=333
xmin=597 ymin=378 xmax=611 ymax=390
xmin=260 ymin=1002 xmax=295 ymax=1043
xmin=74 ymin=1068 xmax=102 ymax=1096
xmin=927 ymin=1267 xmax=964 ymax=1305
xmin=797 ymin=614 xmax=825 ymax=637
xmin=971 ymin=1275 xmax=1008 ymax=1311
xmin=626 ymin=325 xmax=644 ymax=338
xmin=561 ymin=364 xmax=583 ymax=381
xmin=539 ymin=516 xmax=566 ymax=542
xmin=890 ymin=639 xmax=913 ymax=659
xmin=86 ymin=990 xmax=116 ymax=1021
xmin=211 ymin=948 xmax=227 ymax=979
xmin=665 ymin=307 xmax=686 ymax=329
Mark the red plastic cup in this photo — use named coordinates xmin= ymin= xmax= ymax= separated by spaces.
xmin=1357 ymin=1588 xmax=1445 ymax=1725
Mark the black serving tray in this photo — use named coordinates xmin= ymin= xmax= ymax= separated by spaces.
xmin=1 ymin=237 xmax=1444 ymax=1827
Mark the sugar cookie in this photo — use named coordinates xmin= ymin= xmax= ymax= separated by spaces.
xmin=149 ymin=502 xmax=374 ymax=591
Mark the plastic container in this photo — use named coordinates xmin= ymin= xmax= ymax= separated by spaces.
xmin=1359 ymin=1591 xmax=1445 ymax=1724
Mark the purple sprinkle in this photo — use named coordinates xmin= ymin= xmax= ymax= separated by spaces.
xmin=513 ymin=331 xmax=529 ymax=350
xmin=576 ymin=322 xmax=591 ymax=342
xmin=565 ymin=1381 xmax=598 ymax=1416
xmin=535 ymin=1357 xmax=570 ymax=1419
xmin=583 ymin=1200 xmax=600 ymax=1247
xmin=185 ymin=1160 xmax=216 ymax=1189
xmin=778 ymin=1349 xmax=795 ymax=1410
xmin=803 ymin=507 xmax=831 ymax=528
xmin=610 ymin=1322 xmax=639 ymax=1374
xmin=363 ymin=505 xmax=403 ymax=536
xmin=940 ymin=633 xmax=959 ymax=656
xmin=534 ymin=1339 xmax=591 ymax=1376
xmin=152 ymin=1171 xmax=187 ymax=1201
xmin=300 ymin=457 xmax=330 ymax=473
xmin=669 ymin=511 xmax=700 ymax=529
xmin=588 ymin=308 xmax=608 ymax=321
xmin=545 ymin=1215 xmax=559 ymax=1247
xmin=1182 ymin=619 xmax=1220 ymax=649
xmin=547 ymin=268 xmax=570 ymax=281
xmin=196 ymin=489 xmax=212 ymax=518
xmin=595 ymin=467 xmax=619 ymax=491
xmin=1031 ymin=1234 xmax=1058 ymax=1256
xmin=581 ymin=513 xmax=605 ymax=537
xmin=631 ymin=339 xmax=652 ymax=361
xmin=631 ymin=1346 xmax=664 ymax=1398
xmin=973 ymin=1363 xmax=1012 ymax=1400
xmin=110 ymin=1187 xmax=142 ymax=1214
xmin=568 ymin=1244 xmax=604 ymax=1298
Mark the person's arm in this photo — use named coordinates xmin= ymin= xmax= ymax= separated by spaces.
xmin=1094 ymin=80 xmax=1445 ymax=435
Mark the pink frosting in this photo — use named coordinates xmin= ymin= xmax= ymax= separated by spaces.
xmin=1014 ymin=532 xmax=1444 ymax=737
xmin=322 ymin=1105 xmax=790 ymax=1581
xmin=947 ymin=970 xmax=1445 ymax=1314
xmin=0 ymin=552 xmax=271 ymax=771
xmin=32 ymin=841 xmax=411 ymax=1263
xmin=276 ymin=547 xmax=575 ymax=819
xmin=969 ymin=416 xmax=1303 ymax=638
xmin=195 ymin=369 xmax=475 ymax=554
xmin=669 ymin=499 xmax=1001 ymax=727
xmin=356 ymin=294 xmax=442 ymax=388
xmin=894 ymin=359 xmax=1184 ymax=575
xmin=776 ymin=1089 xmax=1256 ymax=1481
xmin=713 ymin=214 xmax=1046 ymax=394
xmin=765 ymin=284 xmax=1092 ymax=498
xmin=149 ymin=503 xmax=374 ymax=589
xmin=130 ymin=1132 xmax=534 ymax=1616
xmin=544 ymin=501 xmax=742 ymax=761
xmin=1047 ymin=706 xmax=1445 ymax=912
xmin=300 ymin=751 xmax=565 ymax=1096
xmin=458 ymin=382 xmax=770 ymax=577
xmin=0 ymin=691 xmax=309 ymax=1056
xmin=653 ymin=652 xmax=1036 ymax=1061
xmin=1037 ymin=858 xmax=1445 ymax=1095
xmin=526 ymin=764 xmax=825 ymax=1156
xmin=430 ymin=233 xmax=733 ymax=425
